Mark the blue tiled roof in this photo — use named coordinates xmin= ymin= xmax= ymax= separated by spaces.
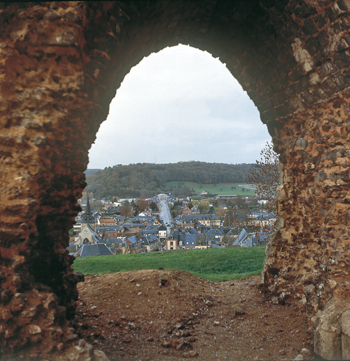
xmin=77 ymin=244 xmax=113 ymax=257
xmin=185 ymin=234 xmax=197 ymax=246
xmin=127 ymin=235 xmax=138 ymax=244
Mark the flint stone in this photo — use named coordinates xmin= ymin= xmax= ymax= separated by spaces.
xmin=271 ymin=296 xmax=279 ymax=304
xmin=293 ymin=355 xmax=304 ymax=361
xmin=93 ymin=350 xmax=110 ymax=361
xmin=296 ymin=137 xmax=308 ymax=149
xmin=29 ymin=325 xmax=41 ymax=334
xmin=276 ymin=185 xmax=287 ymax=201
xmin=316 ymin=170 xmax=328 ymax=182
xmin=65 ymin=342 xmax=93 ymax=361
xmin=304 ymin=284 xmax=315 ymax=295
xmin=183 ymin=350 xmax=199 ymax=358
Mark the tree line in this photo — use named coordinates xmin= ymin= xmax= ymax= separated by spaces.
xmin=85 ymin=161 xmax=254 ymax=199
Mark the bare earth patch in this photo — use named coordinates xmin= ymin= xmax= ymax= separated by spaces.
xmin=74 ymin=270 xmax=318 ymax=361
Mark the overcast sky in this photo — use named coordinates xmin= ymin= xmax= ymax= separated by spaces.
xmin=88 ymin=44 xmax=271 ymax=169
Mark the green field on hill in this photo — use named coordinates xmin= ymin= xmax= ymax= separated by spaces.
xmin=73 ymin=247 xmax=266 ymax=282
xmin=166 ymin=181 xmax=256 ymax=196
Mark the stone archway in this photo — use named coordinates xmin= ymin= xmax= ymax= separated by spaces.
xmin=2 ymin=1 xmax=350 ymax=359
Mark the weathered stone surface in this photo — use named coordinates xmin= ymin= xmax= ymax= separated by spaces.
xmin=312 ymin=300 xmax=350 ymax=360
xmin=342 ymin=310 xmax=350 ymax=359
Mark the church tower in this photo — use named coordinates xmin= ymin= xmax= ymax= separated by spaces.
xmin=76 ymin=193 xmax=100 ymax=245
xmin=81 ymin=193 xmax=96 ymax=229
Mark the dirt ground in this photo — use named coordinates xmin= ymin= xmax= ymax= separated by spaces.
xmin=74 ymin=269 xmax=319 ymax=361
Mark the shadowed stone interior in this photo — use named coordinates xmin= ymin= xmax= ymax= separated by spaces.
xmin=2 ymin=1 xmax=350 ymax=359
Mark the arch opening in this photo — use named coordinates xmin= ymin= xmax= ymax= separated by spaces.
xmin=88 ymin=44 xmax=271 ymax=169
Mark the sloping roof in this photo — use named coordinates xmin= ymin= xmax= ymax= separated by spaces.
xmin=142 ymin=234 xmax=158 ymax=245
xmin=189 ymin=228 xmax=200 ymax=234
xmin=77 ymin=244 xmax=113 ymax=257
xmin=207 ymin=229 xmax=223 ymax=236
xmin=226 ymin=228 xmax=236 ymax=236
xmin=171 ymin=230 xmax=180 ymax=240
xmin=96 ymin=226 xmax=118 ymax=232
xmin=233 ymin=228 xmax=249 ymax=246
xmin=142 ymin=229 xmax=158 ymax=235
xmin=131 ymin=215 xmax=154 ymax=222
xmin=127 ymin=235 xmax=138 ymax=244
xmin=67 ymin=244 xmax=80 ymax=253
xmin=86 ymin=224 xmax=103 ymax=242
xmin=124 ymin=222 xmax=144 ymax=228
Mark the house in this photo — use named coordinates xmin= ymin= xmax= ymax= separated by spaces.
xmin=158 ymin=224 xmax=167 ymax=240
xmin=96 ymin=225 xmax=123 ymax=239
xmin=197 ymin=214 xmax=220 ymax=228
xmin=124 ymin=235 xmax=141 ymax=253
xmin=105 ymin=206 xmax=120 ymax=215
xmin=175 ymin=216 xmax=195 ymax=230
xmin=176 ymin=214 xmax=220 ymax=228
xmin=142 ymin=225 xmax=158 ymax=236
xmin=207 ymin=229 xmax=224 ymax=244
xmin=166 ymin=239 xmax=178 ymax=251
xmin=116 ymin=215 xmax=125 ymax=224
xmin=232 ymin=228 xmax=249 ymax=246
xmin=142 ymin=235 xmax=160 ymax=252
xmin=123 ymin=222 xmax=144 ymax=233
xmin=188 ymin=227 xmax=200 ymax=235
xmin=171 ymin=230 xmax=181 ymax=241
xmin=215 ymin=195 xmax=237 ymax=200
xmin=130 ymin=215 xmax=154 ymax=224
xmin=102 ymin=238 xmax=126 ymax=253
xmin=191 ymin=205 xmax=200 ymax=214
xmin=184 ymin=233 xmax=197 ymax=248
xmin=98 ymin=217 xmax=116 ymax=226
xmin=125 ymin=235 xmax=139 ymax=247
xmin=96 ymin=226 xmax=117 ymax=238
xmin=241 ymin=233 xmax=269 ymax=247
xmin=249 ymin=212 xmax=276 ymax=228
xmin=182 ymin=206 xmax=192 ymax=215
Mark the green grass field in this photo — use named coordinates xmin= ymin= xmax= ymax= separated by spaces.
xmin=73 ymin=247 xmax=266 ymax=282
xmin=165 ymin=181 xmax=256 ymax=196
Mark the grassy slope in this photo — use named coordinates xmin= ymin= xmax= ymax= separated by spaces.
xmin=166 ymin=181 xmax=256 ymax=196
xmin=73 ymin=247 xmax=266 ymax=282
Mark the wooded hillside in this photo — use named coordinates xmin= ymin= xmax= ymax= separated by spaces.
xmin=86 ymin=162 xmax=254 ymax=199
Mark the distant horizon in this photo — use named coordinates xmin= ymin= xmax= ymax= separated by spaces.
xmin=87 ymin=159 xmax=257 ymax=170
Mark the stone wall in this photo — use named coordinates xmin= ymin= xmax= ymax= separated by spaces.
xmin=264 ymin=94 xmax=350 ymax=328
xmin=2 ymin=0 xmax=350 ymax=359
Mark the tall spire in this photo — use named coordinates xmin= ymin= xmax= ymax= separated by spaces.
xmin=81 ymin=192 xmax=95 ymax=224
xmin=86 ymin=192 xmax=91 ymax=216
